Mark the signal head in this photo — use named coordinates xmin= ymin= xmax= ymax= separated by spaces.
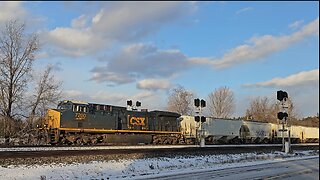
xmin=194 ymin=98 xmax=200 ymax=107
xmin=127 ymin=100 xmax=132 ymax=106
xmin=195 ymin=116 xmax=200 ymax=122
xmin=277 ymin=112 xmax=288 ymax=120
xmin=201 ymin=116 xmax=206 ymax=122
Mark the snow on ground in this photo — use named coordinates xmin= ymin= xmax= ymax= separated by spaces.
xmin=0 ymin=150 xmax=318 ymax=180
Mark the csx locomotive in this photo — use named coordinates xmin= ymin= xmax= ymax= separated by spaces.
xmin=44 ymin=100 xmax=183 ymax=145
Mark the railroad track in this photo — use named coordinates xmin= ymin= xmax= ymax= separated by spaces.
xmin=0 ymin=143 xmax=318 ymax=151
xmin=0 ymin=144 xmax=318 ymax=159
xmin=0 ymin=144 xmax=318 ymax=168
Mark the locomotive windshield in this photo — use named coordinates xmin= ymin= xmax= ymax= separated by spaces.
xmin=57 ymin=100 xmax=89 ymax=113
xmin=57 ymin=101 xmax=72 ymax=110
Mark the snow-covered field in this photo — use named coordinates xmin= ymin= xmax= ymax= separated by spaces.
xmin=0 ymin=150 xmax=318 ymax=180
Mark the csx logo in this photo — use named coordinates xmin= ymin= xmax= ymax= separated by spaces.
xmin=130 ymin=117 xmax=145 ymax=126
xmin=75 ymin=113 xmax=86 ymax=120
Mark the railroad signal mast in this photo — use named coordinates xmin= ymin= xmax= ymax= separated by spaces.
xmin=277 ymin=90 xmax=290 ymax=153
xmin=127 ymin=100 xmax=141 ymax=111
xmin=194 ymin=98 xmax=206 ymax=147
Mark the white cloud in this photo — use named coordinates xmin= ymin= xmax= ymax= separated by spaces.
xmin=71 ymin=14 xmax=88 ymax=28
xmin=0 ymin=2 xmax=27 ymax=24
xmin=129 ymin=91 xmax=167 ymax=110
xmin=90 ymin=43 xmax=191 ymax=85
xmin=289 ymin=20 xmax=304 ymax=29
xmin=47 ymin=27 xmax=105 ymax=56
xmin=90 ymin=71 xmax=135 ymax=84
xmin=243 ymin=69 xmax=319 ymax=88
xmin=90 ymin=2 xmax=192 ymax=38
xmin=130 ymin=91 xmax=154 ymax=102
xmin=46 ymin=2 xmax=196 ymax=57
xmin=137 ymin=79 xmax=171 ymax=91
xmin=35 ymin=52 xmax=50 ymax=59
xmin=91 ymin=9 xmax=104 ymax=24
xmin=63 ymin=90 xmax=84 ymax=98
xmin=236 ymin=7 xmax=253 ymax=15
xmin=90 ymin=91 xmax=126 ymax=105
xmin=61 ymin=89 xmax=165 ymax=110
xmin=190 ymin=17 xmax=319 ymax=69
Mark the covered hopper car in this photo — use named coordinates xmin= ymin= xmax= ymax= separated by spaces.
xmin=180 ymin=116 xmax=319 ymax=144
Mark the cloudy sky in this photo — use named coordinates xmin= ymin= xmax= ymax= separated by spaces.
xmin=1 ymin=2 xmax=318 ymax=117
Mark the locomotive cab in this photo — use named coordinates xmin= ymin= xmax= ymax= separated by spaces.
xmin=45 ymin=100 xmax=91 ymax=143
xmin=57 ymin=101 xmax=72 ymax=111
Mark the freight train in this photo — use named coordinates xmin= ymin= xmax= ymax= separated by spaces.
xmin=43 ymin=100 xmax=183 ymax=145
xmin=41 ymin=100 xmax=319 ymax=145
xmin=180 ymin=116 xmax=319 ymax=144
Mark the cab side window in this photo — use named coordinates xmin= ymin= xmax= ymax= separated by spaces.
xmin=72 ymin=104 xmax=88 ymax=113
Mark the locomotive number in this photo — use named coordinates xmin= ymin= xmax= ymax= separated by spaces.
xmin=130 ymin=117 xmax=145 ymax=126
xmin=75 ymin=113 xmax=86 ymax=120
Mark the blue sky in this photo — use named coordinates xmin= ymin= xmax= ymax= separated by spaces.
xmin=1 ymin=2 xmax=318 ymax=117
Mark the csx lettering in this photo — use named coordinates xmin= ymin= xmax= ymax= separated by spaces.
xmin=75 ymin=113 xmax=86 ymax=120
xmin=130 ymin=117 xmax=145 ymax=126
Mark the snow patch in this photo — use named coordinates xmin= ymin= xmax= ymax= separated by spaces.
xmin=0 ymin=150 xmax=318 ymax=179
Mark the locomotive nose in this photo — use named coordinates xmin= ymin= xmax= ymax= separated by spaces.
xmin=45 ymin=109 xmax=61 ymax=129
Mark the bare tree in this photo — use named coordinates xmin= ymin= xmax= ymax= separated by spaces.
xmin=246 ymin=96 xmax=278 ymax=123
xmin=27 ymin=65 xmax=62 ymax=128
xmin=246 ymin=96 xmax=301 ymax=124
xmin=286 ymin=97 xmax=300 ymax=120
xmin=0 ymin=20 xmax=39 ymax=136
xmin=167 ymin=85 xmax=194 ymax=115
xmin=0 ymin=20 xmax=38 ymax=118
xmin=207 ymin=86 xmax=235 ymax=118
xmin=281 ymin=97 xmax=301 ymax=126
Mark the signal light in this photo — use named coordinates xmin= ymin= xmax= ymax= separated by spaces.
xmin=195 ymin=116 xmax=200 ymax=122
xmin=201 ymin=116 xmax=206 ymax=122
xmin=277 ymin=112 xmax=288 ymax=120
xmin=194 ymin=98 xmax=200 ymax=107
xmin=127 ymin=100 xmax=132 ymax=106
xmin=201 ymin=99 xmax=206 ymax=108
xmin=195 ymin=98 xmax=206 ymax=107
xmin=277 ymin=90 xmax=288 ymax=101
xmin=195 ymin=116 xmax=206 ymax=123
xmin=136 ymin=101 xmax=141 ymax=107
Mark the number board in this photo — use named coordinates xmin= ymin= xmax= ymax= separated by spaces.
xmin=75 ymin=113 xmax=86 ymax=120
